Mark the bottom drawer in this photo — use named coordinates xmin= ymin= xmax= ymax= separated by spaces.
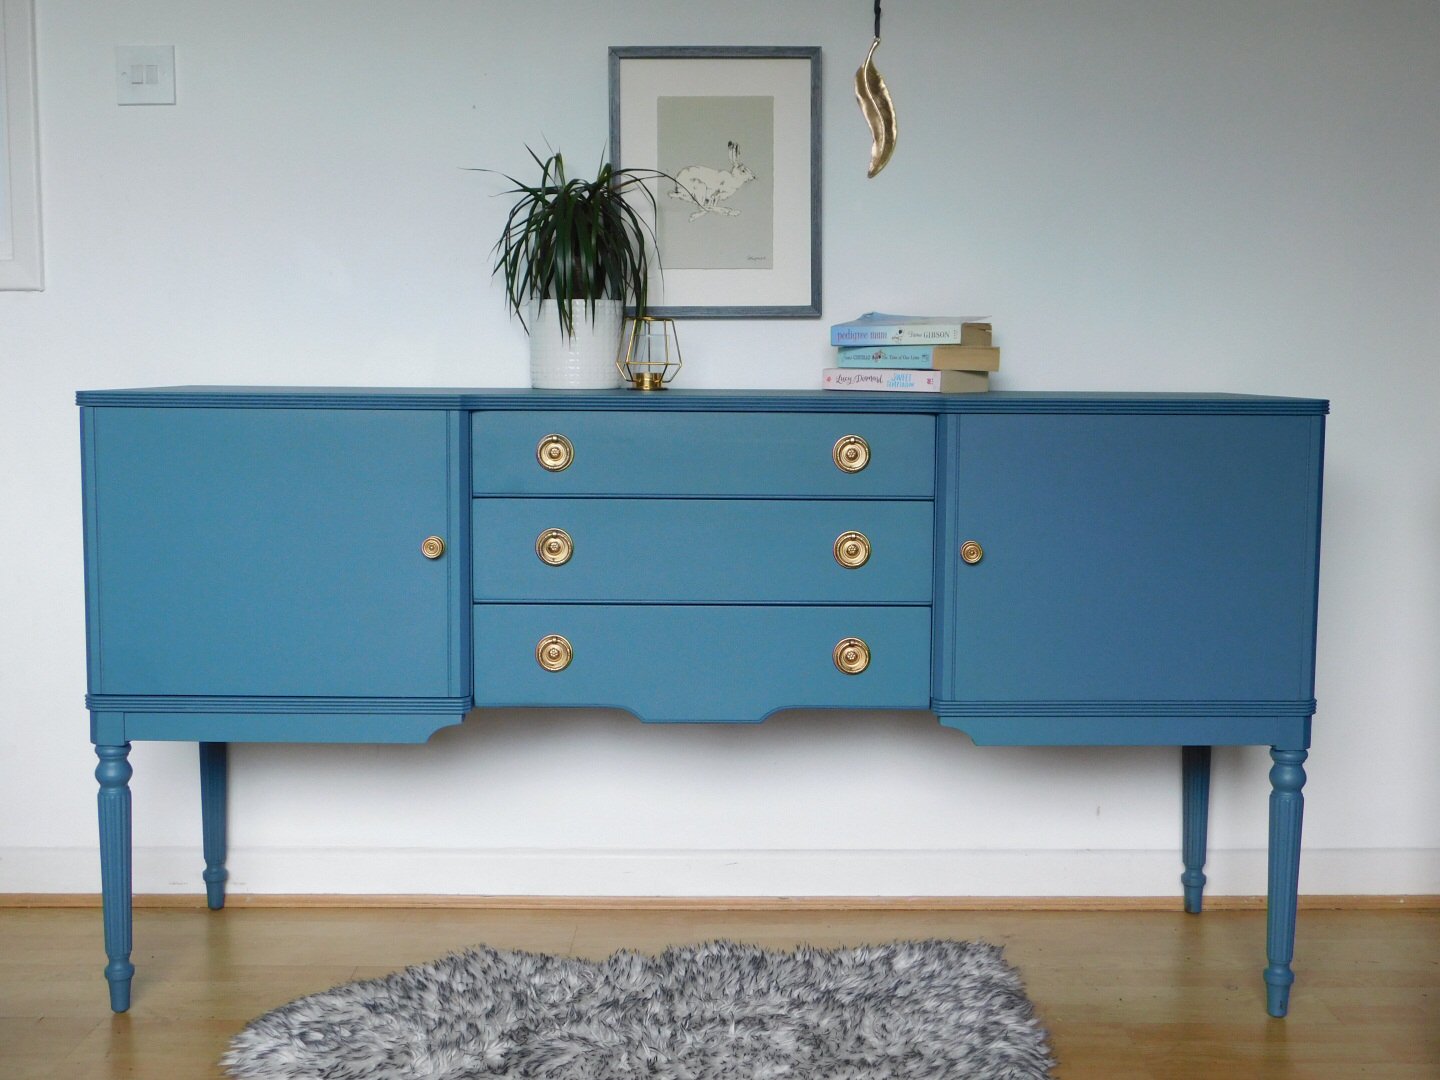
xmin=474 ymin=605 xmax=931 ymax=722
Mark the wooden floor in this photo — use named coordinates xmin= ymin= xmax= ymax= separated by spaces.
xmin=1 ymin=904 xmax=1436 ymax=1079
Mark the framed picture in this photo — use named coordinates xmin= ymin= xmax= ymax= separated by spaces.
xmin=1 ymin=0 xmax=42 ymax=290
xmin=609 ymin=46 xmax=820 ymax=319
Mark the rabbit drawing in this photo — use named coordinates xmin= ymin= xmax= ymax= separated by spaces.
xmin=670 ymin=142 xmax=756 ymax=221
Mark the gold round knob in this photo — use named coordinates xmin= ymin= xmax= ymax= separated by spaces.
xmin=536 ymin=433 xmax=574 ymax=472
xmin=536 ymin=528 xmax=574 ymax=566
xmin=833 ymin=637 xmax=871 ymax=675
xmin=421 ymin=535 xmax=445 ymax=559
xmin=834 ymin=531 xmax=872 ymax=569
xmin=536 ymin=634 xmax=573 ymax=672
xmin=960 ymin=540 xmax=984 ymax=565
xmin=833 ymin=434 xmax=871 ymax=473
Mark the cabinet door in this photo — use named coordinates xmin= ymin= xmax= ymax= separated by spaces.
xmin=936 ymin=413 xmax=1323 ymax=703
xmin=84 ymin=407 xmax=466 ymax=697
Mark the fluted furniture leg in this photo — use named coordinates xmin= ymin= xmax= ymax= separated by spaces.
xmin=1264 ymin=747 xmax=1307 ymax=1017
xmin=95 ymin=743 xmax=134 ymax=1012
xmin=1181 ymin=745 xmax=1212 ymax=913
xmin=199 ymin=742 xmax=229 ymax=910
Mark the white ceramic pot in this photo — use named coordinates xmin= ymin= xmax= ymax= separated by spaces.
xmin=528 ymin=299 xmax=624 ymax=389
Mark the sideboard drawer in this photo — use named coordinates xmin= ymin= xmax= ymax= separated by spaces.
xmin=473 ymin=498 xmax=934 ymax=603
xmin=473 ymin=604 xmax=932 ymax=722
xmin=472 ymin=411 xmax=936 ymax=497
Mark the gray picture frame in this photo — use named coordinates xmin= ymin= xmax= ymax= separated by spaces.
xmin=609 ymin=46 xmax=821 ymax=319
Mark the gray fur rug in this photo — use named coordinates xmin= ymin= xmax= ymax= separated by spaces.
xmin=222 ymin=939 xmax=1055 ymax=1079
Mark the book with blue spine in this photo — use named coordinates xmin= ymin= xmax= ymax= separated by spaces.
xmin=835 ymin=344 xmax=1001 ymax=371
xmin=829 ymin=312 xmax=991 ymax=346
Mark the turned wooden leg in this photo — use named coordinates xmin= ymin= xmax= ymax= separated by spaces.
xmin=95 ymin=743 xmax=134 ymax=1012
xmin=1264 ymin=747 xmax=1307 ymax=1017
xmin=1181 ymin=745 xmax=1212 ymax=913
xmin=199 ymin=742 xmax=229 ymax=910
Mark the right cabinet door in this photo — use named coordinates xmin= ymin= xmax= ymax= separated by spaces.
xmin=937 ymin=413 xmax=1323 ymax=704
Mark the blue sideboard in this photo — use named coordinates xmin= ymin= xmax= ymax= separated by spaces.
xmin=76 ymin=387 xmax=1327 ymax=1016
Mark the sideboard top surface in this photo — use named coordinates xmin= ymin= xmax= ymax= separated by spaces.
xmin=76 ymin=387 xmax=1330 ymax=414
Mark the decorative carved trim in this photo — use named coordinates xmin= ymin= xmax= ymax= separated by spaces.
xmin=86 ymin=695 xmax=471 ymax=715
xmin=932 ymin=700 xmax=1317 ymax=717
xmin=75 ymin=389 xmax=1330 ymax=415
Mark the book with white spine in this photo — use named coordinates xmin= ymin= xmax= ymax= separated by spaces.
xmin=821 ymin=367 xmax=989 ymax=394
xmin=829 ymin=313 xmax=991 ymax=346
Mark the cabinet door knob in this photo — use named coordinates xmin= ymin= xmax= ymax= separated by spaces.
xmin=536 ymin=433 xmax=574 ymax=472
xmin=834 ymin=531 xmax=871 ymax=568
xmin=960 ymin=540 xmax=984 ymax=565
xmin=832 ymin=434 xmax=871 ymax=473
xmin=536 ymin=634 xmax=573 ymax=672
xmin=833 ymin=637 xmax=871 ymax=674
xmin=536 ymin=528 xmax=574 ymax=566
xmin=421 ymin=535 xmax=446 ymax=559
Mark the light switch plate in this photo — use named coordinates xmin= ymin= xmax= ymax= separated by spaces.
xmin=116 ymin=45 xmax=176 ymax=105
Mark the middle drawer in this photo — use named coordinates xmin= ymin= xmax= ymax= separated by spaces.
xmin=473 ymin=498 xmax=934 ymax=603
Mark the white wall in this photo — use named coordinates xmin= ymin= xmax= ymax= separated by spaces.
xmin=2 ymin=0 xmax=1437 ymax=898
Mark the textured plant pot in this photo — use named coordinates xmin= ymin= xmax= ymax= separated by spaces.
xmin=528 ymin=299 xmax=623 ymax=389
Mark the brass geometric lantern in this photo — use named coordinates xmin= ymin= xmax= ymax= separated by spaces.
xmin=616 ymin=315 xmax=683 ymax=390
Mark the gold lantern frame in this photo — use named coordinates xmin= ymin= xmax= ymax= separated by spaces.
xmin=616 ymin=315 xmax=683 ymax=390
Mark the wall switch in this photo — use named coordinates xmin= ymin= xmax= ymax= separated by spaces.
xmin=116 ymin=46 xmax=176 ymax=105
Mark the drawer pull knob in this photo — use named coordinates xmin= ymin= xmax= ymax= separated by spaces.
xmin=833 ymin=434 xmax=871 ymax=473
xmin=833 ymin=637 xmax=871 ymax=675
xmin=536 ymin=634 xmax=573 ymax=672
xmin=960 ymin=540 xmax=984 ymax=565
xmin=834 ymin=531 xmax=872 ymax=569
xmin=421 ymin=535 xmax=446 ymax=559
xmin=536 ymin=528 xmax=574 ymax=566
xmin=537 ymin=433 xmax=574 ymax=472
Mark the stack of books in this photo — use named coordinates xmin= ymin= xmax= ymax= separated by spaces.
xmin=822 ymin=312 xmax=999 ymax=393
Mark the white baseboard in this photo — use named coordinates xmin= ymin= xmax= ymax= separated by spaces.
xmin=3 ymin=846 xmax=1437 ymax=897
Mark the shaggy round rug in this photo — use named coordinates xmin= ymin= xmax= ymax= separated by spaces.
xmin=222 ymin=939 xmax=1055 ymax=1079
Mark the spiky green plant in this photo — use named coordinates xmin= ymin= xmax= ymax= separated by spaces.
xmin=483 ymin=149 xmax=668 ymax=338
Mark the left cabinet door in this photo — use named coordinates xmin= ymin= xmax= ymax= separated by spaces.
xmin=83 ymin=407 xmax=466 ymax=698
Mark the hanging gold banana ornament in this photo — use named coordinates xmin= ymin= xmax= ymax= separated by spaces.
xmin=855 ymin=37 xmax=897 ymax=178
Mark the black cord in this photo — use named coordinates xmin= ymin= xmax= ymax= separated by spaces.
xmin=874 ymin=0 xmax=882 ymax=39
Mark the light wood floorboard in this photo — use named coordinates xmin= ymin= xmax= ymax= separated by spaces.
xmin=1 ymin=906 xmax=1435 ymax=1079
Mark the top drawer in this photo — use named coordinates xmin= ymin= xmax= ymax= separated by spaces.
xmin=472 ymin=411 xmax=936 ymax=497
